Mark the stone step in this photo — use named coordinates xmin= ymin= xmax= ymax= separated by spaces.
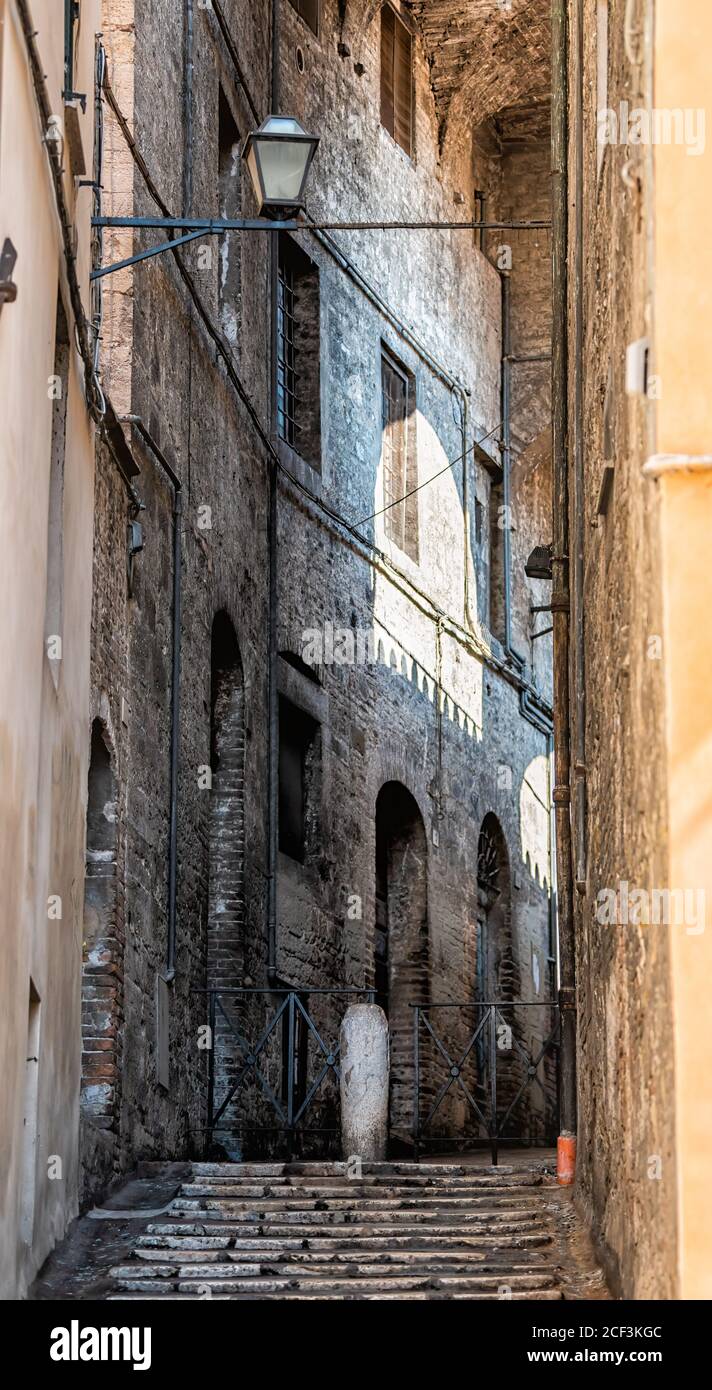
xmin=178 ymin=1183 xmax=545 ymax=1201
xmin=191 ymin=1162 xmax=527 ymax=1177
xmin=108 ymin=1288 xmax=563 ymax=1301
xmin=107 ymin=1160 xmax=563 ymax=1301
xmin=138 ymin=1221 xmax=546 ymax=1250
xmin=168 ymin=1204 xmax=549 ymax=1227
xmin=142 ymin=1227 xmax=551 ymax=1250
xmin=140 ymin=1231 xmax=551 ymax=1249
xmin=174 ymin=1194 xmax=545 ymax=1213
xmin=111 ymin=1270 xmax=557 ymax=1295
xmin=130 ymin=1247 xmax=551 ymax=1268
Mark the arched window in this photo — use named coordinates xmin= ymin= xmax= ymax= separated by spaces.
xmin=476 ymin=812 xmax=516 ymax=1002
xmin=81 ymin=720 xmax=120 ymax=1138
xmin=375 ymin=781 xmax=428 ymax=1146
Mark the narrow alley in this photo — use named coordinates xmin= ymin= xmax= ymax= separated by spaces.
xmin=1 ymin=0 xmax=712 ymax=1357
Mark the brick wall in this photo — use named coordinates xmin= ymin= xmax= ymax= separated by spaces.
xmin=87 ymin=0 xmax=556 ymax=1180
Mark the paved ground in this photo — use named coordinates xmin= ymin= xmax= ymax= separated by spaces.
xmin=31 ymin=1152 xmax=609 ymax=1301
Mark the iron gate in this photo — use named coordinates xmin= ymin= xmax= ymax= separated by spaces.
xmin=413 ymin=1000 xmax=560 ymax=1164
xmin=201 ymin=987 xmax=374 ymax=1157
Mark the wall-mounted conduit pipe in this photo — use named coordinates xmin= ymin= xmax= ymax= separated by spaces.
xmin=572 ymin=0 xmax=587 ymax=892
xmin=266 ymin=0 xmax=282 ymax=981
xmin=551 ymin=0 xmax=577 ymax=1182
xmin=183 ymin=0 xmax=194 ymax=217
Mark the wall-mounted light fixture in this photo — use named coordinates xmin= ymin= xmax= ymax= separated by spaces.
xmin=242 ymin=115 xmax=320 ymax=219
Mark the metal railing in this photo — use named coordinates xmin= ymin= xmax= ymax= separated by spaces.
xmin=198 ymin=987 xmax=374 ymax=1157
xmin=413 ymin=1001 xmax=560 ymax=1165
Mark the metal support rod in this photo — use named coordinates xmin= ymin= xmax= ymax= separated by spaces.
xmin=207 ymin=988 xmax=217 ymax=1147
xmin=91 ymin=215 xmax=552 ymax=233
xmin=413 ymin=1008 xmax=420 ymax=1162
xmin=489 ymin=1006 xmax=498 ymax=1167
xmin=551 ymin=0 xmax=577 ymax=1145
xmin=90 ymin=227 xmax=210 ymax=281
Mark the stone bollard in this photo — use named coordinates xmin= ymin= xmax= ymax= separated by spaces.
xmin=340 ymin=1003 xmax=389 ymax=1163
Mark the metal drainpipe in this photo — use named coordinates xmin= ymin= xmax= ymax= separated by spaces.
xmin=501 ymin=271 xmax=514 ymax=657
xmin=123 ymin=417 xmax=183 ymax=980
xmin=551 ymin=0 xmax=577 ymax=1183
xmin=266 ymin=0 xmax=281 ymax=981
xmin=183 ymin=0 xmax=194 ymax=217
xmin=572 ymin=0 xmax=587 ymax=892
xmin=500 ymin=271 xmax=527 ymax=674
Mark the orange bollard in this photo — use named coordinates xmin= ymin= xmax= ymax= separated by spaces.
xmin=557 ymin=1134 xmax=577 ymax=1185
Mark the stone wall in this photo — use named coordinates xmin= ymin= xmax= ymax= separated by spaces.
xmin=86 ymin=0 xmax=556 ymax=1183
xmin=565 ymin=0 xmax=677 ymax=1298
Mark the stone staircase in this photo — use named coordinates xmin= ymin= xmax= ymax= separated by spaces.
xmin=108 ymin=1160 xmax=572 ymax=1300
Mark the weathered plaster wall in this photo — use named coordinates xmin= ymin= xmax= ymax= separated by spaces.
xmin=567 ymin=0 xmax=676 ymax=1299
xmin=0 ymin=0 xmax=99 ymax=1298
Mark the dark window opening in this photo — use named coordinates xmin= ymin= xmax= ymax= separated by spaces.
xmin=488 ymin=476 xmax=505 ymax=640
xmin=278 ymin=696 xmax=318 ymax=863
xmin=64 ymin=1 xmax=80 ymax=96
xmin=381 ymin=3 xmax=413 ymax=156
xmin=218 ymin=88 xmax=241 ymax=348
xmin=277 ymin=235 xmax=321 ymax=470
xmin=381 ymin=348 xmax=418 ymax=560
xmin=288 ymin=0 xmax=319 ymax=37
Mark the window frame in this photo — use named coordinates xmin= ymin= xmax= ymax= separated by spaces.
xmin=276 ymin=234 xmax=322 ymax=473
xmin=381 ymin=346 xmax=418 ymax=562
xmin=287 ymin=0 xmax=320 ymax=40
xmin=380 ymin=2 xmax=414 ymax=158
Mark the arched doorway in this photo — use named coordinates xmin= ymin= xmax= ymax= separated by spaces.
xmin=375 ymin=782 xmax=428 ymax=1148
xmin=208 ymin=612 xmax=246 ymax=1155
xmin=476 ymin=813 xmax=516 ymax=1003
xmin=80 ymin=719 xmax=120 ymax=1198
xmin=475 ymin=812 xmax=529 ymax=1136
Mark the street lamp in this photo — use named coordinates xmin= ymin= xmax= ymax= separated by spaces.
xmin=242 ymin=115 xmax=320 ymax=220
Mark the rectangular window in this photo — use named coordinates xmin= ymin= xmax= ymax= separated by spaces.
xmin=278 ymin=697 xmax=318 ymax=863
xmin=488 ymin=475 xmax=505 ymax=640
xmin=288 ymin=0 xmax=319 ymax=37
xmin=277 ymin=235 xmax=321 ymax=470
xmin=64 ymin=0 xmax=80 ymax=96
xmin=381 ymin=349 xmax=418 ymax=560
xmin=381 ymin=4 xmax=413 ymax=156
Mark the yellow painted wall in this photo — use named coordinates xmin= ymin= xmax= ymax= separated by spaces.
xmin=654 ymin=0 xmax=712 ymax=1301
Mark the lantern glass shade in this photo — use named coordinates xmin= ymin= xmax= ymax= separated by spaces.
xmin=242 ymin=115 xmax=320 ymax=218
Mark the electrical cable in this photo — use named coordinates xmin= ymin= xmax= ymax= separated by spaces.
xmin=17 ymin=0 xmax=105 ymax=421
xmin=98 ymin=59 xmax=551 ymax=720
xmin=354 ymin=418 xmax=502 ymax=526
